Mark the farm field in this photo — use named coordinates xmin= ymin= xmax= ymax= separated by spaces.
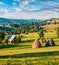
xmin=42 ymin=24 xmax=59 ymax=30
xmin=0 ymin=31 xmax=59 ymax=65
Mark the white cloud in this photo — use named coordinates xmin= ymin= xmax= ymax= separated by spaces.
xmin=0 ymin=8 xmax=9 ymax=13
xmin=31 ymin=5 xmax=35 ymax=8
xmin=0 ymin=9 xmax=59 ymax=20
xmin=21 ymin=7 xmax=40 ymax=12
xmin=0 ymin=0 xmax=59 ymax=19
xmin=45 ymin=1 xmax=59 ymax=8
xmin=21 ymin=0 xmax=29 ymax=6
xmin=0 ymin=7 xmax=22 ymax=16
xmin=31 ymin=0 xmax=36 ymax=2
xmin=19 ymin=0 xmax=36 ymax=11
xmin=13 ymin=0 xmax=20 ymax=2
xmin=13 ymin=2 xmax=17 ymax=6
xmin=0 ymin=2 xmax=4 ymax=5
xmin=26 ymin=0 xmax=36 ymax=2
xmin=14 ymin=8 xmax=22 ymax=12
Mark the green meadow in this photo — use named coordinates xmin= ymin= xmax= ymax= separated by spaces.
xmin=0 ymin=31 xmax=59 ymax=65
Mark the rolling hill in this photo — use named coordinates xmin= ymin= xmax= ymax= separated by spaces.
xmin=0 ymin=18 xmax=41 ymax=24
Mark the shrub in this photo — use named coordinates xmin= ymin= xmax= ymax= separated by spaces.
xmin=38 ymin=30 xmax=44 ymax=38
xmin=56 ymin=27 xmax=59 ymax=38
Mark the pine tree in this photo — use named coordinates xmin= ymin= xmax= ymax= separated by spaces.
xmin=0 ymin=30 xmax=5 ymax=43
xmin=56 ymin=27 xmax=59 ymax=38
xmin=38 ymin=29 xmax=44 ymax=38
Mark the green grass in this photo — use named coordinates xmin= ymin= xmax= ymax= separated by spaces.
xmin=0 ymin=32 xmax=59 ymax=65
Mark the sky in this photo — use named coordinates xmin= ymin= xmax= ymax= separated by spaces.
xmin=0 ymin=0 xmax=59 ymax=20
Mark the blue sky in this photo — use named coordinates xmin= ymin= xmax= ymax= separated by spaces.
xmin=0 ymin=0 xmax=59 ymax=19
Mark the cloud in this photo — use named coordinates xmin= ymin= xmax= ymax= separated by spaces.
xmin=13 ymin=0 xmax=20 ymax=2
xmin=13 ymin=8 xmax=22 ymax=12
xmin=0 ymin=1 xmax=4 ymax=5
xmin=0 ymin=7 xmax=22 ymax=15
xmin=0 ymin=10 xmax=59 ymax=20
xmin=13 ymin=2 xmax=17 ymax=6
xmin=0 ymin=8 xmax=9 ymax=13
xmin=0 ymin=0 xmax=59 ymax=19
xmin=8 ymin=0 xmax=59 ymax=13
xmin=43 ymin=1 xmax=59 ymax=13
xmin=21 ymin=0 xmax=29 ymax=6
xmin=18 ymin=0 xmax=37 ymax=11
xmin=18 ymin=0 xmax=54 ymax=12
xmin=9 ymin=8 xmax=21 ymax=13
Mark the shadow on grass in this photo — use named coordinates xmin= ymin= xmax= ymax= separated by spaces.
xmin=0 ymin=44 xmax=32 ymax=49
xmin=0 ymin=51 xmax=59 ymax=58
xmin=21 ymin=39 xmax=34 ymax=43
xmin=0 ymin=39 xmax=34 ymax=49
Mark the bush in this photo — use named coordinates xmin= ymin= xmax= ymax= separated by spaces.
xmin=56 ymin=27 xmax=59 ymax=38
xmin=38 ymin=30 xmax=44 ymax=38
xmin=0 ymin=30 xmax=5 ymax=43
xmin=12 ymin=35 xmax=21 ymax=43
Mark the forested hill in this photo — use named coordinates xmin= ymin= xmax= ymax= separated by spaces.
xmin=0 ymin=17 xmax=59 ymax=31
xmin=0 ymin=18 xmax=59 ymax=24
xmin=0 ymin=18 xmax=41 ymax=24
xmin=0 ymin=18 xmax=42 ymax=31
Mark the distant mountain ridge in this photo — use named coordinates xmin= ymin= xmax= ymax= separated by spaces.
xmin=0 ymin=18 xmax=41 ymax=24
xmin=0 ymin=17 xmax=59 ymax=31
xmin=0 ymin=18 xmax=42 ymax=31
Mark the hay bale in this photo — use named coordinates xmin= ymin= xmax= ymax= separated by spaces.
xmin=32 ymin=39 xmax=41 ymax=48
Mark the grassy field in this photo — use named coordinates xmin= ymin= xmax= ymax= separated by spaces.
xmin=43 ymin=24 xmax=59 ymax=30
xmin=0 ymin=31 xmax=59 ymax=65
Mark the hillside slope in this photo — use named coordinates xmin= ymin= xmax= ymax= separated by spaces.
xmin=42 ymin=24 xmax=59 ymax=30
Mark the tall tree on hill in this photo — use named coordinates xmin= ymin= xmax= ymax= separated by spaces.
xmin=54 ymin=20 xmax=56 ymax=24
xmin=0 ymin=30 xmax=5 ymax=43
xmin=56 ymin=27 xmax=59 ymax=38
xmin=38 ymin=29 xmax=44 ymax=38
